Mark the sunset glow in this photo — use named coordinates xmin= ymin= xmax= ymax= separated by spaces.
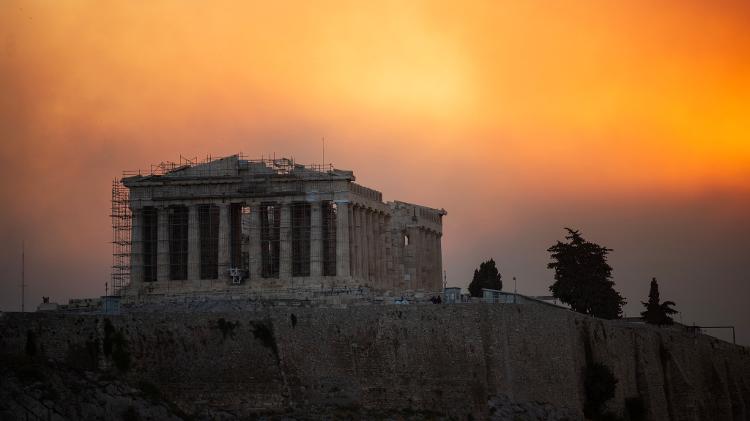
xmin=1 ymin=1 xmax=749 ymax=342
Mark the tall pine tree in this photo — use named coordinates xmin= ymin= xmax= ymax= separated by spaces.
xmin=641 ymin=277 xmax=677 ymax=325
xmin=468 ymin=259 xmax=503 ymax=297
xmin=548 ymin=228 xmax=626 ymax=319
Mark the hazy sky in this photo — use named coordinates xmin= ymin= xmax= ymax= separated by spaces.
xmin=1 ymin=1 xmax=749 ymax=343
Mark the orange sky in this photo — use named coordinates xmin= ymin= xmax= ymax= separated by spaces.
xmin=1 ymin=1 xmax=749 ymax=342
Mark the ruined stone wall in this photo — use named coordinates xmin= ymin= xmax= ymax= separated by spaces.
xmin=1 ymin=304 xmax=748 ymax=419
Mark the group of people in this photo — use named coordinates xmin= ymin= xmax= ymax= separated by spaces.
xmin=394 ymin=295 xmax=444 ymax=305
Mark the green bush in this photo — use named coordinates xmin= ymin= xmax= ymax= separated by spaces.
xmin=216 ymin=318 xmax=239 ymax=339
xmin=103 ymin=319 xmax=116 ymax=356
xmin=103 ymin=318 xmax=131 ymax=372
xmin=584 ymin=362 xmax=617 ymax=419
xmin=111 ymin=330 xmax=131 ymax=372
xmin=251 ymin=321 xmax=278 ymax=358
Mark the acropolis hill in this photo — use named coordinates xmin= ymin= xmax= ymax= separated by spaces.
xmin=1 ymin=155 xmax=748 ymax=421
xmin=2 ymin=303 xmax=749 ymax=419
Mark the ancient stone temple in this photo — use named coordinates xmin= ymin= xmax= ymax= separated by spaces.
xmin=120 ymin=155 xmax=446 ymax=295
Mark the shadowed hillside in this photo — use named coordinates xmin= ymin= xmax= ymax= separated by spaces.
xmin=1 ymin=303 xmax=748 ymax=420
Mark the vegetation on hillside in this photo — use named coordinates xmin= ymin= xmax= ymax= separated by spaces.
xmin=641 ymin=277 xmax=678 ymax=325
xmin=468 ymin=259 xmax=503 ymax=297
xmin=548 ymin=228 xmax=626 ymax=319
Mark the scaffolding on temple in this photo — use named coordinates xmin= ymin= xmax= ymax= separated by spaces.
xmin=111 ymin=179 xmax=131 ymax=295
xmin=122 ymin=153 xmax=334 ymax=178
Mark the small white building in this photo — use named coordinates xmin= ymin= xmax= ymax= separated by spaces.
xmin=37 ymin=297 xmax=59 ymax=312
xmin=443 ymin=287 xmax=462 ymax=303
xmin=482 ymin=288 xmax=523 ymax=304
xmin=482 ymin=288 xmax=568 ymax=308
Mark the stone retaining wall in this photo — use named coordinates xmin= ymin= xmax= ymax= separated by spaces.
xmin=1 ymin=303 xmax=748 ymax=419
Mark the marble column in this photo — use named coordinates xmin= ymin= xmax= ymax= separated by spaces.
xmin=249 ymin=204 xmax=262 ymax=280
xmin=437 ymin=232 xmax=443 ymax=290
xmin=187 ymin=205 xmax=200 ymax=284
xmin=411 ymin=226 xmax=420 ymax=290
xmin=371 ymin=212 xmax=378 ymax=287
xmin=362 ymin=208 xmax=372 ymax=284
xmin=279 ymin=202 xmax=292 ymax=279
xmin=130 ymin=208 xmax=144 ymax=287
xmin=432 ymin=233 xmax=438 ymax=289
xmin=355 ymin=206 xmax=362 ymax=279
xmin=373 ymin=212 xmax=382 ymax=288
xmin=218 ymin=203 xmax=230 ymax=282
xmin=355 ymin=207 xmax=362 ymax=280
xmin=347 ymin=203 xmax=356 ymax=278
xmin=384 ymin=215 xmax=393 ymax=291
xmin=362 ymin=208 xmax=368 ymax=281
xmin=372 ymin=213 xmax=378 ymax=282
xmin=157 ymin=207 xmax=169 ymax=282
xmin=426 ymin=230 xmax=432 ymax=290
xmin=310 ymin=201 xmax=323 ymax=277
xmin=422 ymin=229 xmax=433 ymax=291
xmin=424 ymin=229 xmax=430 ymax=290
xmin=420 ymin=229 xmax=427 ymax=290
xmin=335 ymin=200 xmax=350 ymax=278
xmin=429 ymin=231 xmax=436 ymax=290
xmin=378 ymin=213 xmax=389 ymax=289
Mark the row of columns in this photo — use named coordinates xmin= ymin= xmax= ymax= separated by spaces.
xmin=414 ymin=228 xmax=443 ymax=291
xmin=130 ymin=200 xmax=351 ymax=286
xmin=129 ymin=200 xmax=443 ymax=293
xmin=349 ymin=204 xmax=389 ymax=289
xmin=336 ymin=201 xmax=351 ymax=279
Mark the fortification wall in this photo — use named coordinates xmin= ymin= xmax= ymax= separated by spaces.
xmin=1 ymin=304 xmax=748 ymax=419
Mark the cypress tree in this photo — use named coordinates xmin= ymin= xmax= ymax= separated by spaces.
xmin=641 ymin=277 xmax=677 ymax=325
xmin=468 ymin=259 xmax=503 ymax=297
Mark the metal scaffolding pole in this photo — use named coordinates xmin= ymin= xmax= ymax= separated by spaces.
xmin=110 ymin=179 xmax=131 ymax=295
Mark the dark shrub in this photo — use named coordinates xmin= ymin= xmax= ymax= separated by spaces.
xmin=584 ymin=362 xmax=617 ymax=419
xmin=111 ymin=330 xmax=131 ymax=372
xmin=216 ymin=318 xmax=239 ymax=339
xmin=252 ymin=321 xmax=278 ymax=358
xmin=103 ymin=319 xmax=131 ymax=372
xmin=103 ymin=319 xmax=116 ymax=356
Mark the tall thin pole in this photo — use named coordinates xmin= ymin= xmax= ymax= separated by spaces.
xmin=322 ymin=137 xmax=325 ymax=167
xmin=21 ymin=240 xmax=25 ymax=312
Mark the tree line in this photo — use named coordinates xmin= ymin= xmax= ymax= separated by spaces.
xmin=467 ymin=228 xmax=677 ymax=325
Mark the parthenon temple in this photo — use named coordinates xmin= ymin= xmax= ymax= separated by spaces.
xmin=117 ymin=155 xmax=446 ymax=296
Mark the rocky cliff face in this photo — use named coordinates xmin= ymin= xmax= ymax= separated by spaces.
xmin=0 ymin=356 xmax=185 ymax=420
xmin=1 ymin=303 xmax=748 ymax=420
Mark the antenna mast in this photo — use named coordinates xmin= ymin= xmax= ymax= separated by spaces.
xmin=21 ymin=241 xmax=25 ymax=312
xmin=322 ymin=137 xmax=325 ymax=167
